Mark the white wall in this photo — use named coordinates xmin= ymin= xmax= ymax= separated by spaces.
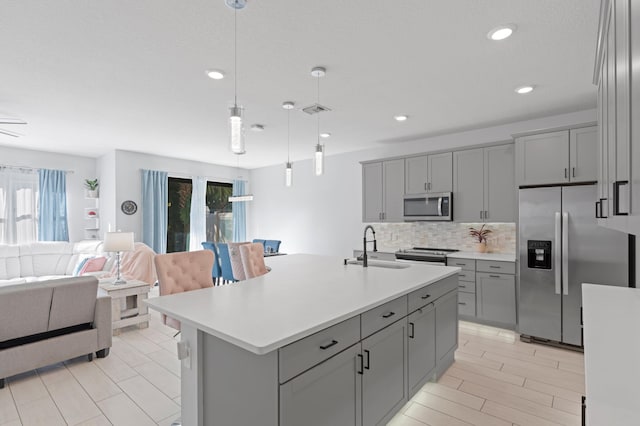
xmin=0 ymin=145 xmax=96 ymax=242
xmin=249 ymin=109 xmax=597 ymax=257
xmin=96 ymin=150 xmax=116 ymax=236
xmin=112 ymin=150 xmax=248 ymax=241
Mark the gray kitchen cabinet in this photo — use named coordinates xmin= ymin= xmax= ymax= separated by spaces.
xmin=435 ymin=290 xmax=458 ymax=363
xmin=515 ymin=128 xmax=598 ymax=187
xmin=476 ymin=272 xmax=516 ymax=326
xmin=362 ymin=160 xmax=404 ymax=222
xmin=407 ymin=304 xmax=436 ymax=397
xmin=362 ymin=318 xmax=407 ymax=426
xmin=453 ymin=148 xmax=485 ymax=222
xmin=454 ymin=145 xmax=515 ymax=222
xmin=405 ymin=152 xmax=452 ymax=195
xmin=280 ymin=344 xmax=362 ymax=426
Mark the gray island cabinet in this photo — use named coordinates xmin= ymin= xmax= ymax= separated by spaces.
xmin=146 ymin=254 xmax=459 ymax=426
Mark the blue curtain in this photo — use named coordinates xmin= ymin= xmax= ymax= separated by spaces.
xmin=142 ymin=169 xmax=168 ymax=254
xmin=38 ymin=169 xmax=69 ymax=241
xmin=232 ymin=179 xmax=246 ymax=242
xmin=189 ymin=176 xmax=207 ymax=252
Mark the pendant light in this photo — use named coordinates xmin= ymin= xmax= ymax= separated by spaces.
xmin=311 ymin=66 xmax=326 ymax=176
xmin=282 ymin=101 xmax=295 ymax=187
xmin=228 ymin=0 xmax=246 ymax=154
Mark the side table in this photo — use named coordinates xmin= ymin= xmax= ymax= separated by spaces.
xmin=99 ymin=279 xmax=151 ymax=335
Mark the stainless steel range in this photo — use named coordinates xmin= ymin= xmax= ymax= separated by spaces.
xmin=395 ymin=247 xmax=459 ymax=265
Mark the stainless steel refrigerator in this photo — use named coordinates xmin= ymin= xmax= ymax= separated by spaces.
xmin=519 ymin=185 xmax=628 ymax=347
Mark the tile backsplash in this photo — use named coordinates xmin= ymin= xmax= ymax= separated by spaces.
xmin=370 ymin=222 xmax=516 ymax=254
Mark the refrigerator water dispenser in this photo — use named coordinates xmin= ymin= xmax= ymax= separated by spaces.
xmin=527 ymin=240 xmax=551 ymax=269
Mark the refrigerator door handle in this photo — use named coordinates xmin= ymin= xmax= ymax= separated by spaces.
xmin=562 ymin=212 xmax=569 ymax=296
xmin=554 ymin=212 xmax=562 ymax=295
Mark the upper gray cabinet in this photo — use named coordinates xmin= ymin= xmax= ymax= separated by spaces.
xmin=362 ymin=159 xmax=404 ymax=222
xmin=453 ymin=144 xmax=516 ymax=222
xmin=405 ymin=152 xmax=452 ymax=195
xmin=515 ymin=127 xmax=597 ymax=187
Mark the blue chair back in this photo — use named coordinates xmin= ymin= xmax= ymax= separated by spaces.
xmin=201 ymin=242 xmax=222 ymax=279
xmin=264 ymin=240 xmax=281 ymax=253
xmin=216 ymin=243 xmax=236 ymax=282
xmin=252 ymin=239 xmax=266 ymax=250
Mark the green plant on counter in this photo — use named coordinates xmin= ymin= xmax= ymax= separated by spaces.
xmin=84 ymin=179 xmax=99 ymax=190
xmin=469 ymin=224 xmax=492 ymax=243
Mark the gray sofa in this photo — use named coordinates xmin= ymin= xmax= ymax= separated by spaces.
xmin=0 ymin=276 xmax=112 ymax=388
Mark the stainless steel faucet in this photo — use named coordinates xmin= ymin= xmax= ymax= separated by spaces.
xmin=362 ymin=225 xmax=377 ymax=267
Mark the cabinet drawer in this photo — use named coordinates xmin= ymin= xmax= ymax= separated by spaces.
xmin=408 ymin=274 xmax=458 ymax=313
xmin=458 ymin=280 xmax=476 ymax=293
xmin=458 ymin=270 xmax=476 ymax=282
xmin=279 ymin=316 xmax=360 ymax=384
xmin=458 ymin=292 xmax=476 ymax=317
xmin=361 ymin=296 xmax=408 ymax=339
xmin=447 ymin=258 xmax=475 ymax=271
xmin=476 ymin=260 xmax=515 ymax=275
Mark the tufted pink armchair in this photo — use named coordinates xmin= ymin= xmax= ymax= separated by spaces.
xmin=239 ymin=243 xmax=270 ymax=279
xmin=154 ymin=250 xmax=214 ymax=330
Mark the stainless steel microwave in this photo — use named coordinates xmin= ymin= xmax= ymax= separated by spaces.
xmin=403 ymin=192 xmax=453 ymax=221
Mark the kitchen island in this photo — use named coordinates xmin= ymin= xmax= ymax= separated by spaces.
xmin=146 ymin=254 xmax=460 ymax=426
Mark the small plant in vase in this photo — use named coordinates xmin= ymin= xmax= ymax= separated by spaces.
xmin=84 ymin=178 xmax=99 ymax=198
xmin=469 ymin=224 xmax=492 ymax=253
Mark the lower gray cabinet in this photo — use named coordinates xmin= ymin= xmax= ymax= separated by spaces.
xmin=407 ymin=303 xmax=436 ymax=397
xmin=280 ymin=344 xmax=362 ymax=426
xmin=362 ymin=319 xmax=407 ymax=426
xmin=435 ymin=290 xmax=458 ymax=362
xmin=476 ymin=272 xmax=516 ymax=325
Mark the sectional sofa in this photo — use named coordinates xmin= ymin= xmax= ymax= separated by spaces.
xmin=0 ymin=240 xmax=114 ymax=286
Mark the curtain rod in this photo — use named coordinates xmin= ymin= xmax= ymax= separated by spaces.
xmin=158 ymin=170 xmax=245 ymax=183
xmin=0 ymin=164 xmax=74 ymax=174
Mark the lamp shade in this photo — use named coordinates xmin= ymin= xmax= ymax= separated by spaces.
xmin=103 ymin=232 xmax=135 ymax=252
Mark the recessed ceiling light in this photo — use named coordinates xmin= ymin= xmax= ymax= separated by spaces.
xmin=515 ymin=85 xmax=535 ymax=94
xmin=320 ymin=132 xmax=331 ymax=138
xmin=487 ymin=24 xmax=517 ymax=41
xmin=250 ymin=124 xmax=265 ymax=132
xmin=205 ymin=69 xmax=225 ymax=80
xmin=394 ymin=115 xmax=408 ymax=122
xmin=282 ymin=101 xmax=295 ymax=110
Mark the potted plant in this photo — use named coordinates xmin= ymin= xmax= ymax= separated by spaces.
xmin=84 ymin=178 xmax=99 ymax=198
xmin=469 ymin=224 xmax=492 ymax=253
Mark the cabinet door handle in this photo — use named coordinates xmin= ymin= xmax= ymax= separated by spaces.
xmin=599 ymin=198 xmax=608 ymax=218
xmin=480 ymin=210 xmax=483 ymax=219
xmin=357 ymin=353 xmax=364 ymax=375
xmin=484 ymin=210 xmax=489 ymax=220
xmin=489 ymin=265 xmax=500 ymax=269
xmin=455 ymin=263 xmax=466 ymax=266
xmin=319 ymin=340 xmax=338 ymax=350
xmin=613 ymin=181 xmax=629 ymax=216
xmin=428 ymin=182 xmax=431 ymax=191
xmin=489 ymin=275 xmax=501 ymax=278
xmin=572 ymin=167 xmax=576 ymax=178
xmin=364 ymin=349 xmax=370 ymax=370
xmin=382 ymin=311 xmax=395 ymax=319
xmin=458 ymin=302 xmax=467 ymax=306
xmin=564 ymin=168 xmax=568 ymax=179
xmin=424 ymin=182 xmax=427 ymax=191
xmin=595 ymin=201 xmax=601 ymax=218
xmin=409 ymin=322 xmax=415 ymax=339
xmin=420 ymin=294 xmax=431 ymax=300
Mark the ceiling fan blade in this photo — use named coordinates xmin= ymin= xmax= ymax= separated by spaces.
xmin=0 ymin=128 xmax=22 ymax=137
xmin=0 ymin=118 xmax=27 ymax=125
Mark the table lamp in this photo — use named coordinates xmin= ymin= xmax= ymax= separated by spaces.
xmin=103 ymin=231 xmax=134 ymax=284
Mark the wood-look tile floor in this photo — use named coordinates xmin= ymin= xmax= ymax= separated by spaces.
xmin=0 ymin=290 xmax=584 ymax=425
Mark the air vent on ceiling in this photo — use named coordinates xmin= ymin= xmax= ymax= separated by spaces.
xmin=302 ymin=103 xmax=332 ymax=115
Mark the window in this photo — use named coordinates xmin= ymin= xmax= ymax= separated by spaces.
xmin=167 ymin=177 xmax=233 ymax=253
xmin=0 ymin=169 xmax=39 ymax=244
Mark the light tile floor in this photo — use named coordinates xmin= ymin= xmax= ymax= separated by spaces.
xmin=0 ymin=289 xmax=584 ymax=426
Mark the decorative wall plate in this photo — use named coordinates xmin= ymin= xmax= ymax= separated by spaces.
xmin=121 ymin=200 xmax=137 ymax=215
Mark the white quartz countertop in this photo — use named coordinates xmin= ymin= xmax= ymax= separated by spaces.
xmin=582 ymin=284 xmax=640 ymax=424
xmin=446 ymin=252 xmax=516 ymax=262
xmin=145 ymin=254 xmax=459 ymax=355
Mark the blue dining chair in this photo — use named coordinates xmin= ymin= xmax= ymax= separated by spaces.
xmin=215 ymin=243 xmax=236 ymax=283
xmin=201 ymin=242 xmax=222 ymax=285
xmin=264 ymin=240 xmax=281 ymax=253
xmin=252 ymin=239 xmax=266 ymax=251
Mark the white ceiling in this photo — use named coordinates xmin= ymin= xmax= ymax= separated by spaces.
xmin=0 ymin=0 xmax=600 ymax=169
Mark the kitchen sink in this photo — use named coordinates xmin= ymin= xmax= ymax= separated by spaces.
xmin=345 ymin=259 xmax=410 ymax=269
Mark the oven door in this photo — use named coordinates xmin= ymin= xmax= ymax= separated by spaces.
xmin=403 ymin=192 xmax=452 ymax=221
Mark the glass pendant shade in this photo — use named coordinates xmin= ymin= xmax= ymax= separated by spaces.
xmin=314 ymin=144 xmax=324 ymax=176
xmin=229 ymin=105 xmax=245 ymax=154
xmin=285 ymin=162 xmax=293 ymax=187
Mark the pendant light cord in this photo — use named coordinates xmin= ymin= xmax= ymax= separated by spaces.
xmin=317 ymin=74 xmax=320 ymax=144
xmin=234 ymin=2 xmax=238 ymax=105
xmin=287 ymin=108 xmax=291 ymax=163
